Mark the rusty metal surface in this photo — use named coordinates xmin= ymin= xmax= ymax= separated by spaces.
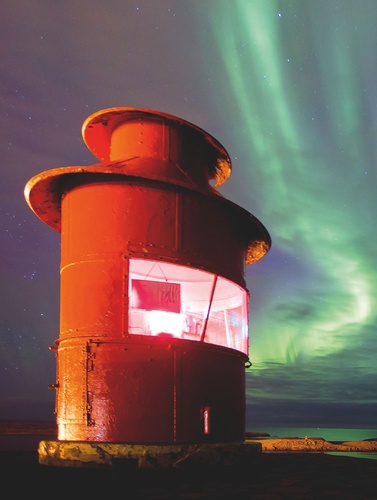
xmin=56 ymin=337 xmax=247 ymax=443
xmin=25 ymin=108 xmax=270 ymax=447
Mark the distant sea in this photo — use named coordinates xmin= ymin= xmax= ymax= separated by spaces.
xmin=248 ymin=426 xmax=377 ymax=442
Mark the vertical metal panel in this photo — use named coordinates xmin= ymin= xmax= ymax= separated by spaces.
xmin=176 ymin=343 xmax=246 ymax=442
xmin=56 ymin=339 xmax=88 ymax=440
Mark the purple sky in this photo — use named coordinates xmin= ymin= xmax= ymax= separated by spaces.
xmin=1 ymin=1 xmax=377 ymax=430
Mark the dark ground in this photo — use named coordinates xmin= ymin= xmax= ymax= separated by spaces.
xmin=1 ymin=422 xmax=377 ymax=499
xmin=2 ymin=449 xmax=377 ymax=499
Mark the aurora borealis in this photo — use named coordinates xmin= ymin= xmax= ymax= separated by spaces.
xmin=203 ymin=1 xmax=377 ymax=427
xmin=1 ymin=0 xmax=376 ymax=428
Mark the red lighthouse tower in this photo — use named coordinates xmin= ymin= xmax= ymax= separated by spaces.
xmin=25 ymin=107 xmax=270 ymax=467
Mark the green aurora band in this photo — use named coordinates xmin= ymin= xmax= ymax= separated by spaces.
xmin=198 ymin=0 xmax=377 ymax=418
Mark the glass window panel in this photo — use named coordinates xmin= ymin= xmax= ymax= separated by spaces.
xmin=128 ymin=259 xmax=249 ymax=354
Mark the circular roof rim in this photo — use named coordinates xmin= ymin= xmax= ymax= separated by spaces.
xmin=82 ymin=106 xmax=232 ymax=166
xmin=24 ymin=163 xmax=271 ymax=260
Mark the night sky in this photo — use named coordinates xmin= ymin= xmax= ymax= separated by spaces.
xmin=2 ymin=0 xmax=376 ymax=429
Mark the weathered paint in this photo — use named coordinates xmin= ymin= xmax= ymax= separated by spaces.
xmin=25 ymin=108 xmax=271 ymax=446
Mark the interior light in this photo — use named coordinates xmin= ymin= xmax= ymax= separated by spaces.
xmin=148 ymin=310 xmax=184 ymax=337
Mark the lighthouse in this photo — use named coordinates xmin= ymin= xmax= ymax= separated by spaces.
xmin=25 ymin=107 xmax=270 ymax=467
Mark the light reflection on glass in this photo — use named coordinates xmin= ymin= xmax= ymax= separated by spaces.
xmin=128 ymin=258 xmax=249 ymax=354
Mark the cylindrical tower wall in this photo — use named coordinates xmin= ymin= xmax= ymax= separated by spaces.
xmin=56 ymin=174 xmax=250 ymax=442
xmin=56 ymin=336 xmax=246 ymax=443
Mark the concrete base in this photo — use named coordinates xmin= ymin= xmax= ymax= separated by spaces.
xmin=38 ymin=440 xmax=262 ymax=469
